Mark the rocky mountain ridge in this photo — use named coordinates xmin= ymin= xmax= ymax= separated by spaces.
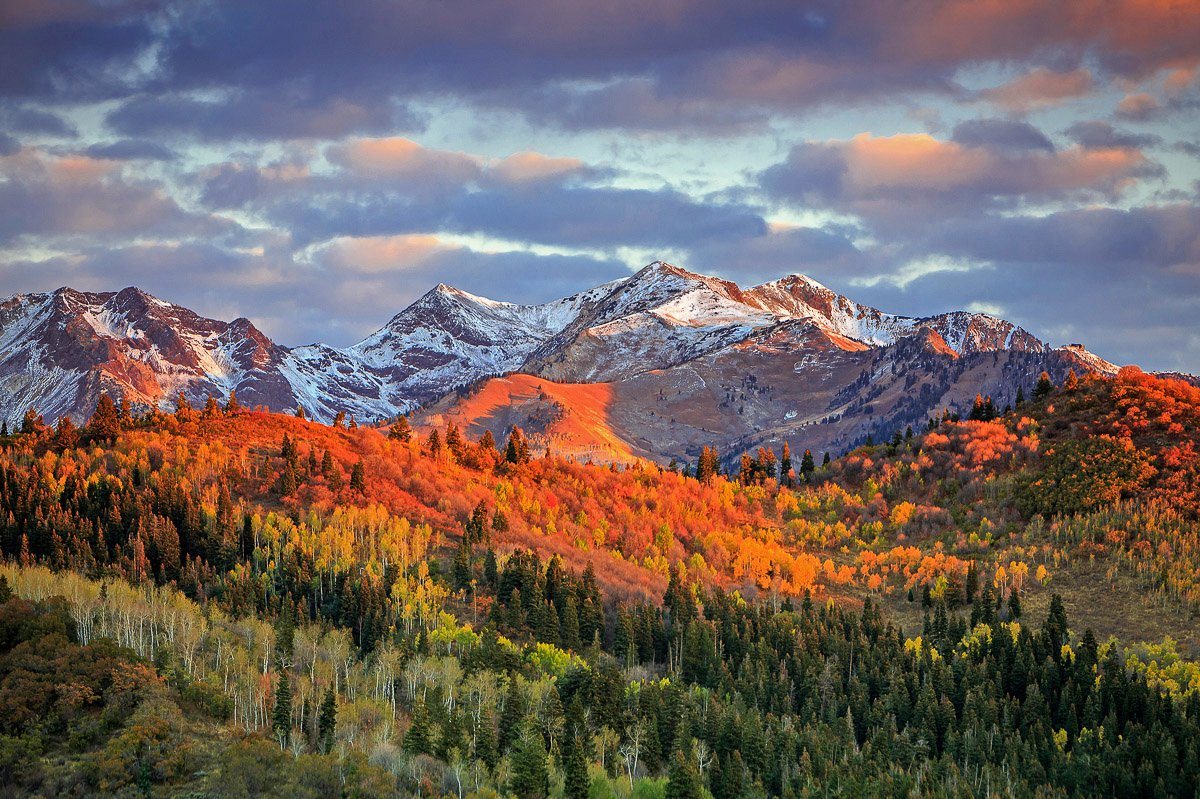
xmin=0 ymin=262 xmax=1139 ymax=459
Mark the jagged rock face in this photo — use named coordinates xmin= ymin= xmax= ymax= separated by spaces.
xmin=0 ymin=262 xmax=1132 ymax=451
xmin=0 ymin=287 xmax=306 ymax=426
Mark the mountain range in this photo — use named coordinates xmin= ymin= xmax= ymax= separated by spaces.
xmin=0 ymin=260 xmax=1149 ymax=461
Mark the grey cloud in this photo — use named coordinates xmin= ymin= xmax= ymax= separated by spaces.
xmin=1065 ymin=121 xmax=1162 ymax=150
xmin=84 ymin=139 xmax=177 ymax=161
xmin=951 ymin=119 xmax=1055 ymax=152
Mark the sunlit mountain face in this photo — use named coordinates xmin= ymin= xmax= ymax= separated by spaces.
xmin=1 ymin=0 xmax=1198 ymax=375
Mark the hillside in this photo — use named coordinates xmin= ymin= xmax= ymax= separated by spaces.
xmin=0 ymin=367 xmax=1199 ymax=796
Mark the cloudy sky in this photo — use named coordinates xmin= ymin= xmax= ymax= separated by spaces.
xmin=1 ymin=0 xmax=1198 ymax=370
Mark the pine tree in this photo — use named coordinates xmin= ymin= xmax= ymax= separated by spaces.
xmin=1033 ymin=371 xmax=1054 ymax=399
xmin=272 ymin=669 xmax=292 ymax=747
xmin=822 ymin=451 xmax=831 ymax=467
xmin=965 ymin=561 xmax=979 ymax=603
xmin=175 ymin=392 xmax=197 ymax=422
xmin=499 ymin=679 xmax=525 ymax=753
xmin=509 ymin=720 xmax=549 ymax=799
xmin=475 ymin=706 xmax=499 ymax=769
xmin=388 ymin=416 xmax=412 ymax=442
xmin=202 ymin=395 xmax=221 ymax=419
xmin=799 ymin=449 xmax=815 ymax=481
xmin=349 ymin=460 xmax=366 ymax=492
xmin=563 ymin=732 xmax=590 ymax=799
xmin=404 ymin=701 xmax=433 ymax=755
xmin=427 ymin=429 xmax=443 ymax=458
xmin=695 ymin=446 xmax=720 ymax=484
xmin=1007 ymin=586 xmax=1022 ymax=619
xmin=453 ymin=540 xmax=472 ymax=590
xmin=224 ymin=390 xmax=240 ymax=413
xmin=665 ymin=750 xmax=703 ymax=799
xmin=20 ymin=408 xmax=45 ymax=435
xmin=88 ymin=394 xmax=122 ymax=441
xmin=779 ymin=441 xmax=793 ymax=486
xmin=318 ymin=685 xmax=337 ymax=753
xmin=506 ymin=426 xmax=531 ymax=464
xmin=333 ymin=411 xmax=346 ymax=429
xmin=1063 ymin=368 xmax=1079 ymax=392
xmin=445 ymin=423 xmax=464 ymax=458
xmin=295 ymin=406 xmax=307 ymax=420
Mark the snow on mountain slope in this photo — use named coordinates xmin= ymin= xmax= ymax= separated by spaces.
xmin=525 ymin=262 xmax=779 ymax=382
xmin=0 ymin=262 xmax=1137 ymax=429
xmin=0 ymin=287 xmax=318 ymax=426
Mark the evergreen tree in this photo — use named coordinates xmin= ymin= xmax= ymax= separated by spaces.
xmin=403 ymin=701 xmax=433 ymax=755
xmin=799 ymin=449 xmax=815 ymax=481
xmin=505 ymin=426 xmax=532 ymax=464
xmin=272 ymin=669 xmax=292 ymax=747
xmin=475 ymin=706 xmax=499 ymax=769
xmin=275 ymin=603 xmax=295 ymax=667
xmin=318 ymin=685 xmax=337 ymax=753
xmin=665 ymin=750 xmax=703 ymax=799
xmin=509 ymin=721 xmax=549 ymax=799
xmin=388 ymin=416 xmax=412 ymax=442
xmin=202 ymin=395 xmax=221 ymax=419
xmin=224 ymin=390 xmax=240 ymax=413
xmin=174 ymin=392 xmax=193 ymax=421
xmin=499 ymin=679 xmax=525 ymax=753
xmin=1007 ymin=586 xmax=1022 ymax=619
xmin=1063 ymin=368 xmax=1080 ymax=392
xmin=453 ymin=540 xmax=473 ymax=590
xmin=349 ymin=460 xmax=366 ymax=492
xmin=88 ymin=394 xmax=122 ymax=441
xmin=55 ymin=415 xmax=79 ymax=447
xmin=695 ymin=446 xmax=721 ymax=484
xmin=563 ymin=733 xmax=590 ymax=799
xmin=1033 ymin=371 xmax=1054 ymax=399
xmin=779 ymin=441 xmax=793 ymax=486
xmin=20 ymin=408 xmax=45 ymax=435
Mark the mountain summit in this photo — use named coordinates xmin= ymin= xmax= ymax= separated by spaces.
xmin=0 ymin=263 xmax=1125 ymax=458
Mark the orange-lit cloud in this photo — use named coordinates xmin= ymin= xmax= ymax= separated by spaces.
xmin=979 ymin=68 xmax=1093 ymax=112
xmin=762 ymin=130 xmax=1163 ymax=228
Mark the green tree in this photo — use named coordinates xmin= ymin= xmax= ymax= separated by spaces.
xmin=272 ymin=670 xmax=292 ymax=748
xmin=318 ymin=685 xmax=337 ymax=754
xmin=350 ymin=460 xmax=366 ymax=492
xmin=403 ymin=701 xmax=433 ymax=755
xmin=509 ymin=720 xmax=549 ymax=799
xmin=665 ymin=750 xmax=702 ymax=799
xmin=563 ymin=733 xmax=589 ymax=799
xmin=799 ymin=449 xmax=815 ymax=480
xmin=1033 ymin=371 xmax=1054 ymax=399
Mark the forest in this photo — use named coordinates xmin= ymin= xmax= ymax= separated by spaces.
xmin=0 ymin=366 xmax=1197 ymax=797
